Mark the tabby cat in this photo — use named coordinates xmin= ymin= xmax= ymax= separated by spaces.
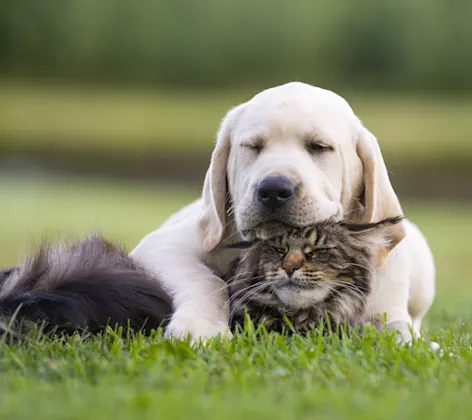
xmin=225 ymin=217 xmax=403 ymax=334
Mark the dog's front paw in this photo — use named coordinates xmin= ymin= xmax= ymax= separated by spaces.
xmin=386 ymin=320 xmax=413 ymax=344
xmin=164 ymin=310 xmax=232 ymax=343
xmin=386 ymin=321 xmax=441 ymax=352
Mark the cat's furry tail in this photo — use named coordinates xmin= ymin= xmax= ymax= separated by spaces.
xmin=0 ymin=235 xmax=173 ymax=342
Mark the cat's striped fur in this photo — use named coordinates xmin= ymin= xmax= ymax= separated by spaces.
xmin=226 ymin=217 xmax=403 ymax=334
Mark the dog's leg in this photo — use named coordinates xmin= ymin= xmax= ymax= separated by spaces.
xmin=369 ymin=224 xmax=415 ymax=344
xmin=371 ymin=220 xmax=436 ymax=347
xmin=130 ymin=217 xmax=232 ymax=342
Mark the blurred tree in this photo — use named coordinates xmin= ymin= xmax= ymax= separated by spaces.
xmin=0 ymin=0 xmax=470 ymax=91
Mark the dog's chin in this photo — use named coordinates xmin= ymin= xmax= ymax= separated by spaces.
xmin=241 ymin=220 xmax=297 ymax=241
xmin=237 ymin=204 xmax=315 ymax=239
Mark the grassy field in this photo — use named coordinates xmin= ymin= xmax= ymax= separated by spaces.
xmin=1 ymin=81 xmax=472 ymax=169
xmin=0 ymin=175 xmax=471 ymax=419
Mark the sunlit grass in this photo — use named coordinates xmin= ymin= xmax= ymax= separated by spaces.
xmin=0 ymin=320 xmax=470 ymax=420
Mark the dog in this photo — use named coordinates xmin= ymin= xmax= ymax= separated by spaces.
xmin=130 ymin=82 xmax=436 ymax=343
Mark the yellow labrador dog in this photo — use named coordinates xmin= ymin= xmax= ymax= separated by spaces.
xmin=130 ymin=82 xmax=435 ymax=343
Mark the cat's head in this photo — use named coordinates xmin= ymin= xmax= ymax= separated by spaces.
xmin=227 ymin=217 xmax=403 ymax=311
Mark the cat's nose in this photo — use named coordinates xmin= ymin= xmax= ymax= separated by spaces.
xmin=282 ymin=264 xmax=300 ymax=276
xmin=256 ymin=176 xmax=296 ymax=210
xmin=282 ymin=252 xmax=303 ymax=275
xmin=283 ymin=266 xmax=295 ymax=276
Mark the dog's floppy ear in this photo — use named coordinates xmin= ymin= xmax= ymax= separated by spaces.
xmin=344 ymin=216 xmax=404 ymax=267
xmin=354 ymin=126 xmax=406 ymax=266
xmin=198 ymin=105 xmax=244 ymax=252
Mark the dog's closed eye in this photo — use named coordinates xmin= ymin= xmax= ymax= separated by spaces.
xmin=241 ymin=137 xmax=265 ymax=154
xmin=305 ymin=142 xmax=333 ymax=155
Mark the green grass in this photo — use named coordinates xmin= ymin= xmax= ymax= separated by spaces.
xmin=0 ymin=174 xmax=199 ymax=265
xmin=0 ymin=326 xmax=470 ymax=420
xmin=0 ymin=176 xmax=471 ymax=419
xmin=1 ymin=81 xmax=472 ymax=168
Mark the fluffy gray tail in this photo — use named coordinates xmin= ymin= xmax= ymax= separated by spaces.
xmin=0 ymin=235 xmax=173 ymax=342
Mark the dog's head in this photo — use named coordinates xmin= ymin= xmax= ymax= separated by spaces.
xmin=198 ymin=82 xmax=405 ymax=267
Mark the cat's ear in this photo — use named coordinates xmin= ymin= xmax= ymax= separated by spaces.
xmin=224 ymin=240 xmax=255 ymax=250
xmin=346 ymin=217 xmax=404 ymax=267
xmin=344 ymin=216 xmax=404 ymax=233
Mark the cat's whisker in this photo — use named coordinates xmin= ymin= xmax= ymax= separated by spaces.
xmin=326 ymin=280 xmax=374 ymax=320
xmin=167 ymin=272 xmax=260 ymax=312
xmin=224 ymin=271 xmax=258 ymax=284
xmin=227 ymin=282 xmax=268 ymax=319
xmin=197 ymin=273 xmax=259 ymax=302
xmin=212 ymin=273 xmax=267 ymax=304
xmin=344 ymin=261 xmax=375 ymax=276
xmin=227 ymin=281 xmax=269 ymax=311
xmin=223 ymin=276 xmax=269 ymax=313
xmin=319 ymin=283 xmax=355 ymax=323
xmin=228 ymin=281 xmax=275 ymax=322
xmin=172 ymin=274 xmax=269 ymax=320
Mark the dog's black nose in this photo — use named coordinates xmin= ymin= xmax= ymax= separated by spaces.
xmin=257 ymin=176 xmax=296 ymax=210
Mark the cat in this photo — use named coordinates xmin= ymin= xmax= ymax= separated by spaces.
xmin=0 ymin=235 xmax=173 ymax=342
xmin=225 ymin=217 xmax=404 ymax=334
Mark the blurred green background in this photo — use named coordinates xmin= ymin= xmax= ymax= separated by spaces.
xmin=0 ymin=0 xmax=471 ymax=320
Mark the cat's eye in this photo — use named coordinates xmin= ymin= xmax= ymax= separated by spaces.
xmin=270 ymin=245 xmax=286 ymax=254
xmin=268 ymin=242 xmax=287 ymax=254
xmin=303 ymin=247 xmax=314 ymax=258
xmin=304 ymin=247 xmax=328 ymax=257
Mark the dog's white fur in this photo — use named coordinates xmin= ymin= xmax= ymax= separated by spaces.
xmin=130 ymin=82 xmax=435 ymax=342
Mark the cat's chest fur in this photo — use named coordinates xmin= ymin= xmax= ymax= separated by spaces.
xmin=230 ymin=292 xmax=338 ymax=334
